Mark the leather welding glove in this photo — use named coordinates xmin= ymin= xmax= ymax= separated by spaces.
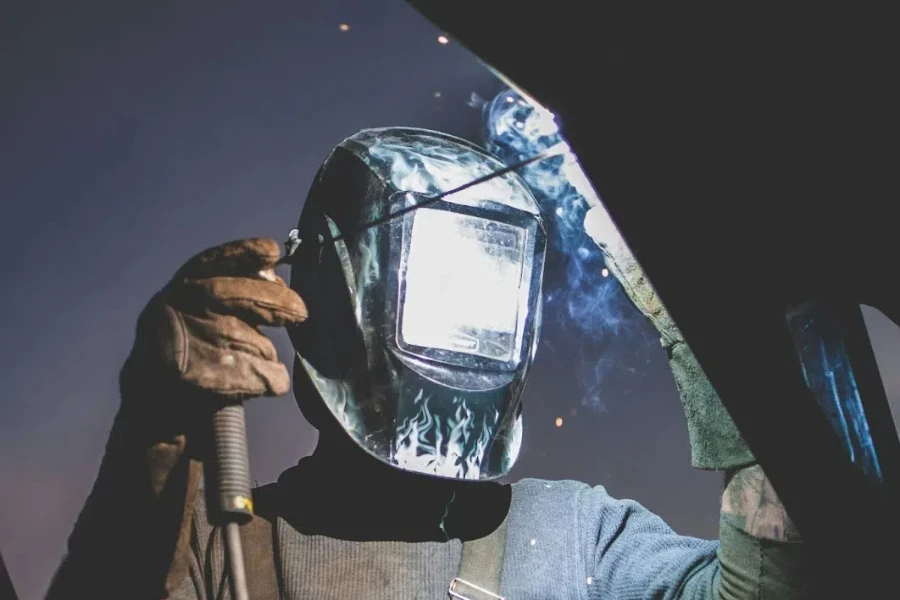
xmin=583 ymin=204 xmax=755 ymax=471
xmin=47 ymin=238 xmax=307 ymax=600
xmin=124 ymin=236 xmax=306 ymax=410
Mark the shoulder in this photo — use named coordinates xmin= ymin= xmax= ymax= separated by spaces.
xmin=512 ymin=477 xmax=680 ymax=527
xmin=507 ymin=478 xmax=719 ymax=599
xmin=502 ymin=479 xmax=593 ymax=598
xmin=503 ymin=478 xmax=643 ymax=598
xmin=509 ymin=477 xmax=708 ymax=561
xmin=509 ymin=478 xmax=589 ymax=522
xmin=510 ymin=477 xmax=624 ymax=522
xmin=513 ymin=477 xmax=708 ymax=552
xmin=511 ymin=477 xmax=591 ymax=496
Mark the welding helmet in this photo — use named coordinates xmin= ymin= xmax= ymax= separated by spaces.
xmin=286 ymin=128 xmax=547 ymax=480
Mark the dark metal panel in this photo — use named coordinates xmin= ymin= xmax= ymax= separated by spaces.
xmin=841 ymin=305 xmax=900 ymax=483
xmin=406 ymin=1 xmax=899 ymax=591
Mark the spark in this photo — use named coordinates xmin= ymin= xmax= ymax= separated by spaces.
xmin=555 ymin=417 xmax=563 ymax=427
xmin=339 ymin=23 xmax=350 ymax=32
xmin=437 ymin=34 xmax=449 ymax=44
xmin=601 ymin=268 xmax=609 ymax=277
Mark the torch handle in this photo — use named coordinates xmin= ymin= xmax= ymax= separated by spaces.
xmin=212 ymin=403 xmax=254 ymax=523
xmin=211 ymin=402 xmax=253 ymax=600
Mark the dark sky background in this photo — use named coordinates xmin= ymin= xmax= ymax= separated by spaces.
xmin=2 ymin=1 xmax=899 ymax=598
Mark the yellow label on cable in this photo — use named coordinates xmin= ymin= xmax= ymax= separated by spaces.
xmin=233 ymin=496 xmax=253 ymax=512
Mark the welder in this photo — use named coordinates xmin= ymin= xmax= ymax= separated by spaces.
xmin=46 ymin=128 xmax=812 ymax=599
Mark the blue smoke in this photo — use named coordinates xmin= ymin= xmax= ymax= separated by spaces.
xmin=476 ymin=89 xmax=652 ymax=406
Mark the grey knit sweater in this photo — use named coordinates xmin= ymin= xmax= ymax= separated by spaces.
xmin=173 ymin=477 xmax=726 ymax=600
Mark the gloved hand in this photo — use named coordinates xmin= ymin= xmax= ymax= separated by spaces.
xmin=123 ymin=237 xmax=307 ymax=423
xmin=583 ymin=204 xmax=755 ymax=471
xmin=49 ymin=238 xmax=307 ymax=600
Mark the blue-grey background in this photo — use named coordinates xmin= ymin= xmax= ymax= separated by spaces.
xmin=2 ymin=1 xmax=898 ymax=598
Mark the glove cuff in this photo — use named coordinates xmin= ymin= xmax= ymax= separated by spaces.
xmin=670 ymin=341 xmax=756 ymax=470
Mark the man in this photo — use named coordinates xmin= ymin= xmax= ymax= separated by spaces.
xmin=46 ymin=128 xmax=810 ymax=599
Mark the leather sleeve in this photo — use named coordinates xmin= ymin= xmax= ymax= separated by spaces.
xmin=44 ymin=382 xmax=203 ymax=600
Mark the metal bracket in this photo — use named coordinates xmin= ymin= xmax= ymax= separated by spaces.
xmin=283 ymin=228 xmax=302 ymax=260
xmin=449 ymin=577 xmax=505 ymax=600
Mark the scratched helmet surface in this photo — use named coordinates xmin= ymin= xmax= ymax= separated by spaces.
xmin=287 ymin=128 xmax=546 ymax=480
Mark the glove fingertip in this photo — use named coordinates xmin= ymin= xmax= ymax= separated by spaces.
xmin=243 ymin=237 xmax=283 ymax=267
xmin=177 ymin=238 xmax=283 ymax=280
xmin=267 ymin=362 xmax=292 ymax=397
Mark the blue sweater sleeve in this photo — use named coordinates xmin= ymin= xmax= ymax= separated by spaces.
xmin=577 ymin=484 xmax=721 ymax=600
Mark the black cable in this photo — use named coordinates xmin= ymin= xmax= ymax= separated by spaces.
xmin=277 ymin=144 xmax=564 ymax=264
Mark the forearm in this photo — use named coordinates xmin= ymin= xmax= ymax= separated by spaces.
xmin=715 ymin=465 xmax=813 ymax=600
xmin=45 ymin=391 xmax=202 ymax=600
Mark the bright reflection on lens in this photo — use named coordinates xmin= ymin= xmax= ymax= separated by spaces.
xmin=401 ymin=208 xmax=526 ymax=362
